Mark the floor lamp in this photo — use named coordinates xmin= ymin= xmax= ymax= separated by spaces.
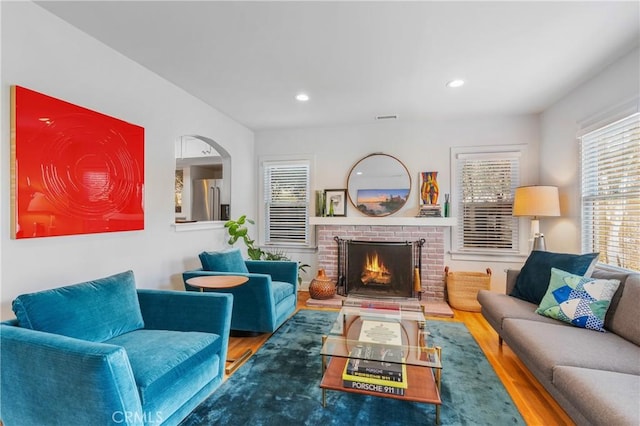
xmin=513 ymin=186 xmax=560 ymax=251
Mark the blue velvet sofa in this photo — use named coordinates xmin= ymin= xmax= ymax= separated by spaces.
xmin=0 ymin=270 xmax=233 ymax=426
xmin=183 ymin=249 xmax=298 ymax=334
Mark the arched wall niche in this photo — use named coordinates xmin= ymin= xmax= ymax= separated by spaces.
xmin=175 ymin=135 xmax=231 ymax=222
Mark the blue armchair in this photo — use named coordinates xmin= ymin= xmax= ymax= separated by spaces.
xmin=183 ymin=249 xmax=298 ymax=334
xmin=0 ymin=270 xmax=232 ymax=426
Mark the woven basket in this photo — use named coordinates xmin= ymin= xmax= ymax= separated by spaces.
xmin=445 ymin=266 xmax=492 ymax=312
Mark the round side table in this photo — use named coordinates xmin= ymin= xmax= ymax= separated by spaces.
xmin=185 ymin=275 xmax=249 ymax=291
xmin=185 ymin=275 xmax=251 ymax=374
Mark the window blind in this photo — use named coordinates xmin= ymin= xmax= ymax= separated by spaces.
xmin=581 ymin=112 xmax=640 ymax=271
xmin=263 ymin=161 xmax=310 ymax=245
xmin=455 ymin=152 xmax=520 ymax=252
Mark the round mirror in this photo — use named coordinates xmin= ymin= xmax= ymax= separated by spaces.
xmin=347 ymin=153 xmax=411 ymax=216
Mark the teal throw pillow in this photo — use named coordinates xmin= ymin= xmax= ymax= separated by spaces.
xmin=199 ymin=248 xmax=249 ymax=273
xmin=536 ymin=268 xmax=620 ymax=332
xmin=510 ymin=251 xmax=599 ymax=304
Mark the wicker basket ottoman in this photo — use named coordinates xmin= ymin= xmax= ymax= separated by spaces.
xmin=445 ymin=266 xmax=492 ymax=312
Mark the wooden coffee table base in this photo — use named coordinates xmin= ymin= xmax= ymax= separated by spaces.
xmin=320 ymin=341 xmax=443 ymax=424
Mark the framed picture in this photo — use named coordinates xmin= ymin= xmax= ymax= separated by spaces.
xmin=324 ymin=189 xmax=347 ymax=216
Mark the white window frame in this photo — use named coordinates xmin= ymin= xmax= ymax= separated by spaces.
xmin=450 ymin=145 xmax=528 ymax=261
xmin=580 ymin=112 xmax=639 ymax=271
xmin=258 ymin=156 xmax=313 ymax=248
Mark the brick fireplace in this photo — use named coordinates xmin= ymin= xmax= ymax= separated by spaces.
xmin=339 ymin=238 xmax=420 ymax=298
xmin=315 ymin=223 xmax=447 ymax=302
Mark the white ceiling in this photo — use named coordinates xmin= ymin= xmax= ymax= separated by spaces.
xmin=37 ymin=1 xmax=640 ymax=131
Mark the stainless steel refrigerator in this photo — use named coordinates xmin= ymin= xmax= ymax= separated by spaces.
xmin=192 ymin=179 xmax=223 ymax=221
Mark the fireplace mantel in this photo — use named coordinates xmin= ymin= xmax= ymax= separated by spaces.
xmin=309 ymin=216 xmax=456 ymax=227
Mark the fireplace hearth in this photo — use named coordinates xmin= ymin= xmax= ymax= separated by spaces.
xmin=336 ymin=238 xmax=424 ymax=299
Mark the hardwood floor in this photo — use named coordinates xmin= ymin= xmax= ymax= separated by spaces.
xmin=226 ymin=292 xmax=575 ymax=426
xmin=452 ymin=309 xmax=574 ymax=426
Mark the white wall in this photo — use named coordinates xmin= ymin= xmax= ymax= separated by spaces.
xmin=540 ymin=47 xmax=640 ymax=254
xmin=256 ymin=48 xmax=640 ymax=291
xmin=0 ymin=2 xmax=256 ymax=319
xmin=2 ymin=4 xmax=636 ymax=317
xmin=256 ymin=115 xmax=541 ymax=291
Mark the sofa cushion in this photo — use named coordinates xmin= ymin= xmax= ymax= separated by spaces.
xmin=477 ymin=290 xmax=564 ymax=332
xmin=12 ymin=270 xmax=144 ymax=342
xmin=553 ymin=366 xmax=640 ymax=426
xmin=510 ymin=251 xmax=599 ymax=304
xmin=591 ymin=269 xmax=634 ymax=328
xmin=502 ymin=319 xmax=640 ymax=381
xmin=605 ymin=273 xmax=640 ymax=345
xmin=106 ymin=329 xmax=222 ymax=407
xmin=272 ymin=280 xmax=294 ymax=305
xmin=199 ymin=248 xmax=249 ymax=273
xmin=536 ymin=268 xmax=620 ymax=332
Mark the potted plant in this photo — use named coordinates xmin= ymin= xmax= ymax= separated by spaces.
xmin=224 ymin=215 xmax=263 ymax=260
xmin=224 ymin=215 xmax=309 ymax=283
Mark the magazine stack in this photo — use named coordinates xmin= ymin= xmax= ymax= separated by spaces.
xmin=341 ymin=320 xmax=407 ymax=395
xmin=416 ymin=204 xmax=442 ymax=217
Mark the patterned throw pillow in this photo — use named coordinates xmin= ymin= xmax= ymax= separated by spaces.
xmin=535 ymin=268 xmax=620 ymax=332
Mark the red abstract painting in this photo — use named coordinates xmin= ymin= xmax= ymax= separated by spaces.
xmin=11 ymin=86 xmax=144 ymax=238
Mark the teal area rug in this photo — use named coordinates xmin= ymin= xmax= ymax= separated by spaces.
xmin=180 ymin=310 xmax=524 ymax=425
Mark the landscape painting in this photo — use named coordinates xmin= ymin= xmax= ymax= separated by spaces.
xmin=356 ymin=189 xmax=410 ymax=216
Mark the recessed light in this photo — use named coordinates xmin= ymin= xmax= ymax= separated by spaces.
xmin=375 ymin=114 xmax=398 ymax=121
xmin=295 ymin=93 xmax=310 ymax=102
xmin=446 ymin=79 xmax=465 ymax=88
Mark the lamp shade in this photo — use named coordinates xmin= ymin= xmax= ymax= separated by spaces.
xmin=513 ymin=186 xmax=560 ymax=217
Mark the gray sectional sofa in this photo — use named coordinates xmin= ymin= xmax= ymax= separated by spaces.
xmin=478 ymin=265 xmax=640 ymax=426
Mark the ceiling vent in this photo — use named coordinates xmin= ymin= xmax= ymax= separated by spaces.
xmin=375 ymin=114 xmax=398 ymax=121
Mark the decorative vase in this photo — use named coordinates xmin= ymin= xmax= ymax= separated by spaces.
xmin=444 ymin=193 xmax=450 ymax=217
xmin=309 ymin=269 xmax=336 ymax=300
xmin=315 ymin=190 xmax=325 ymax=217
xmin=420 ymin=171 xmax=439 ymax=205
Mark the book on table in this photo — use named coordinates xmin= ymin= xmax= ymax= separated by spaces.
xmin=344 ymin=344 xmax=405 ymax=380
xmin=340 ymin=318 xmax=410 ymax=394
xmin=341 ymin=353 xmax=408 ymax=395
xmin=342 ymin=378 xmax=406 ymax=396
xmin=358 ymin=319 xmax=403 ymax=346
xmin=346 ymin=369 xmax=403 ymax=382
xmin=342 ymin=343 xmax=408 ymax=390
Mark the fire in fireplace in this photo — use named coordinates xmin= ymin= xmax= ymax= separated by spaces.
xmin=362 ymin=251 xmax=391 ymax=285
xmin=340 ymin=240 xmax=420 ymax=298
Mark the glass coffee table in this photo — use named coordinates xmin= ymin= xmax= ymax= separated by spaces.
xmin=320 ymin=297 xmax=443 ymax=424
